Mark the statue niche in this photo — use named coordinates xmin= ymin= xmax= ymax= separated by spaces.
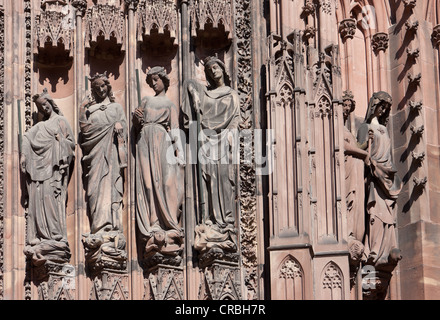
xmin=182 ymin=56 xmax=241 ymax=266
xmin=79 ymin=72 xmax=128 ymax=275
xmin=133 ymin=66 xmax=185 ymax=269
xmin=22 ymin=89 xmax=75 ymax=269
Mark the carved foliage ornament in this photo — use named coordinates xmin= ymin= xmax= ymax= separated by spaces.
xmin=24 ymin=0 xmax=33 ymax=300
xmin=319 ymin=0 xmax=333 ymax=15
xmin=72 ymin=0 xmax=87 ymax=16
xmin=235 ymin=0 xmax=257 ymax=300
xmin=371 ymin=32 xmax=389 ymax=54
xmin=339 ymin=18 xmax=356 ymax=41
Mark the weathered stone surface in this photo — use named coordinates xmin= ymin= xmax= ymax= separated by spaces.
xmin=1 ymin=0 xmax=440 ymax=301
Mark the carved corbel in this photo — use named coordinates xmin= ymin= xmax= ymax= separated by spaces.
xmin=409 ymin=100 xmax=423 ymax=113
xmin=405 ymin=20 xmax=419 ymax=34
xmin=407 ymin=73 xmax=422 ymax=87
xmin=411 ymin=151 xmax=425 ymax=166
xmin=303 ymin=26 xmax=317 ymax=42
xmin=403 ymin=0 xmax=417 ymax=11
xmin=371 ymin=32 xmax=389 ymax=54
xmin=406 ymin=48 xmax=420 ymax=61
xmin=302 ymin=0 xmax=316 ymax=16
xmin=338 ymin=18 xmax=356 ymax=42
xmin=431 ymin=25 xmax=440 ymax=48
xmin=413 ymin=176 xmax=428 ymax=190
xmin=410 ymin=124 xmax=424 ymax=138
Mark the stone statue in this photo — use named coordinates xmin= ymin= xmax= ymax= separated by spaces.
xmin=133 ymin=66 xmax=185 ymax=267
xmin=357 ymin=91 xmax=402 ymax=270
xmin=342 ymin=91 xmax=370 ymax=266
xmin=79 ymin=72 xmax=127 ymax=273
xmin=21 ymin=89 xmax=75 ymax=267
xmin=183 ymin=56 xmax=241 ymax=263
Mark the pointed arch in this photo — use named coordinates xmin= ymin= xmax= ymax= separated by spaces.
xmin=320 ymin=261 xmax=344 ymax=300
xmin=278 ymin=255 xmax=305 ymax=300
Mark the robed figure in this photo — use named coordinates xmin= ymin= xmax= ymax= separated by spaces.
xmin=342 ymin=91 xmax=370 ymax=267
xmin=22 ymin=89 xmax=75 ymax=267
xmin=79 ymin=72 xmax=128 ymax=272
xmin=182 ymin=56 xmax=241 ymax=262
xmin=357 ymin=91 xmax=402 ymax=270
xmin=133 ymin=67 xmax=185 ymax=267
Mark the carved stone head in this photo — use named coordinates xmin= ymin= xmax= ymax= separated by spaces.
xmin=88 ymin=72 xmax=116 ymax=103
xmin=203 ymin=56 xmax=231 ymax=88
xmin=365 ymin=91 xmax=392 ymax=125
xmin=342 ymin=90 xmax=356 ymax=121
xmin=146 ymin=66 xmax=170 ymax=93
xmin=32 ymin=88 xmax=63 ymax=117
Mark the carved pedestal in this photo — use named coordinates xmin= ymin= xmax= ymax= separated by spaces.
xmin=82 ymin=230 xmax=127 ymax=276
xmin=89 ymin=269 xmax=129 ymax=300
xmin=198 ymin=260 xmax=241 ymax=300
xmin=143 ymin=264 xmax=184 ymax=300
xmin=33 ymin=262 xmax=76 ymax=300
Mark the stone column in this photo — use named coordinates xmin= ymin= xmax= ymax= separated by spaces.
xmin=0 ymin=2 xmax=5 ymax=300
xmin=123 ymin=0 xmax=141 ymax=299
xmin=338 ymin=18 xmax=357 ymax=135
xmin=71 ymin=0 xmax=87 ymax=300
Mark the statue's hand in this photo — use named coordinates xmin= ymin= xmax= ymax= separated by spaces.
xmin=188 ymin=83 xmax=201 ymax=113
xmin=132 ymin=108 xmax=144 ymax=130
xmin=364 ymin=153 xmax=371 ymax=166
xmin=368 ymin=129 xmax=374 ymax=143
xmin=20 ymin=155 xmax=26 ymax=174
xmin=176 ymin=153 xmax=186 ymax=168
xmin=114 ymin=122 xmax=124 ymax=136
xmin=80 ymin=96 xmax=90 ymax=110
